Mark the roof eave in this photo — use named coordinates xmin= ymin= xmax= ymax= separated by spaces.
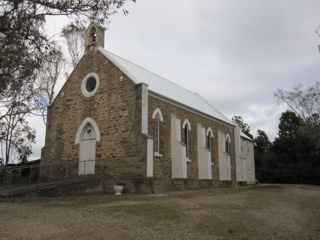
xmin=149 ymin=90 xmax=234 ymax=127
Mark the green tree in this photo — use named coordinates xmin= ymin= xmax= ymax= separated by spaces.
xmin=271 ymin=111 xmax=320 ymax=184
xmin=232 ymin=116 xmax=253 ymax=139
xmin=272 ymin=111 xmax=301 ymax=163
xmin=254 ymin=129 xmax=271 ymax=154
xmin=274 ymin=83 xmax=320 ymax=184
xmin=253 ymin=129 xmax=275 ymax=183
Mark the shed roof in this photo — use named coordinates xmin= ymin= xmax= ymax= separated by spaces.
xmin=99 ymin=47 xmax=233 ymax=125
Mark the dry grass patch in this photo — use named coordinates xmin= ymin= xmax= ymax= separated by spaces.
xmin=1 ymin=184 xmax=319 ymax=240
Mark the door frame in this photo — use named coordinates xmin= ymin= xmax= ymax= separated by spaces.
xmin=75 ymin=118 xmax=101 ymax=175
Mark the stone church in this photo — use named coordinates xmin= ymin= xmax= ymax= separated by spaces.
xmin=41 ymin=22 xmax=255 ymax=193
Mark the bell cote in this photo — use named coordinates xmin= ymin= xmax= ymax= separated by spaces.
xmin=85 ymin=22 xmax=106 ymax=54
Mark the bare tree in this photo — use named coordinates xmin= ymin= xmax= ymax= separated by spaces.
xmin=274 ymin=82 xmax=320 ymax=125
xmin=0 ymin=90 xmax=36 ymax=165
xmin=35 ymin=41 xmax=66 ymax=124
xmin=61 ymin=23 xmax=86 ymax=68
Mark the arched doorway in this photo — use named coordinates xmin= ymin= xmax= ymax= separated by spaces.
xmin=79 ymin=123 xmax=96 ymax=175
xmin=75 ymin=118 xmax=101 ymax=175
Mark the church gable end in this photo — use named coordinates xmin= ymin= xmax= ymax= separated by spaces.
xmin=41 ymin=24 xmax=145 ymax=183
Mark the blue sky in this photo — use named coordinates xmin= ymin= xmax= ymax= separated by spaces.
xmin=29 ymin=0 xmax=320 ymax=159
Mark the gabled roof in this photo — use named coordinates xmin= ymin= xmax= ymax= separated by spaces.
xmin=98 ymin=47 xmax=233 ymax=125
xmin=240 ymin=132 xmax=254 ymax=141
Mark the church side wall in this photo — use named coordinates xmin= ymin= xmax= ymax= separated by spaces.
xmin=148 ymin=95 xmax=236 ymax=191
xmin=41 ymin=50 xmax=146 ymax=182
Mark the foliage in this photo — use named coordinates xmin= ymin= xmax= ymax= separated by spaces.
xmin=232 ymin=115 xmax=253 ymax=139
xmin=254 ymin=129 xmax=271 ymax=154
xmin=256 ymin=110 xmax=320 ymax=185
xmin=0 ymin=0 xmax=135 ymax=163
xmin=114 ymin=181 xmax=125 ymax=186
xmin=254 ymin=82 xmax=320 ymax=185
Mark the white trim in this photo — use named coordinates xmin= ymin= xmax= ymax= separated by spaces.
xmin=98 ymin=47 xmax=141 ymax=85
xmin=206 ymin=127 xmax=213 ymax=137
xmin=81 ymin=72 xmax=100 ymax=97
xmin=152 ymin=108 xmax=163 ymax=155
xmin=182 ymin=119 xmax=191 ymax=130
xmin=141 ymin=83 xmax=148 ymax=135
xmin=154 ymin=152 xmax=163 ymax=157
xmin=225 ymin=134 xmax=231 ymax=154
xmin=152 ymin=108 xmax=163 ymax=121
xmin=147 ymin=138 xmax=154 ymax=177
xmin=182 ymin=119 xmax=191 ymax=160
xmin=226 ymin=134 xmax=231 ymax=143
xmin=75 ymin=117 xmax=101 ymax=144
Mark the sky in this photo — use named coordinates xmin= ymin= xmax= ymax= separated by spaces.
xmin=29 ymin=0 xmax=320 ymax=160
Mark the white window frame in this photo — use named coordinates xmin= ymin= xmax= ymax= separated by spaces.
xmin=81 ymin=72 xmax=100 ymax=97
xmin=152 ymin=108 xmax=163 ymax=157
xmin=206 ymin=127 xmax=213 ymax=150
xmin=182 ymin=119 xmax=191 ymax=160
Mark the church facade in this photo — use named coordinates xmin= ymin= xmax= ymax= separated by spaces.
xmin=41 ymin=23 xmax=255 ymax=193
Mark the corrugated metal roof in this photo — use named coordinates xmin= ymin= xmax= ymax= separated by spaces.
xmin=99 ymin=47 xmax=233 ymax=125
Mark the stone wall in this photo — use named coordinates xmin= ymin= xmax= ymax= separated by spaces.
xmin=148 ymin=94 xmax=236 ymax=191
xmin=41 ymin=49 xmax=147 ymax=181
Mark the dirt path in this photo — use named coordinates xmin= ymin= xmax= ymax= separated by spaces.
xmin=1 ymin=184 xmax=319 ymax=239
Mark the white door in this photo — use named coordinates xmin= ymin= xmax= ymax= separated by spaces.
xmin=79 ymin=124 xmax=96 ymax=175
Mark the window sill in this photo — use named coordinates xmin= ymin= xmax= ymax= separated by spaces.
xmin=186 ymin=159 xmax=191 ymax=163
xmin=154 ymin=152 xmax=162 ymax=157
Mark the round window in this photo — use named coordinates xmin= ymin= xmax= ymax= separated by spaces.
xmin=81 ymin=72 xmax=99 ymax=97
xmin=86 ymin=77 xmax=97 ymax=92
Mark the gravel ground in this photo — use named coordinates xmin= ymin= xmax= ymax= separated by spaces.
xmin=0 ymin=184 xmax=319 ymax=240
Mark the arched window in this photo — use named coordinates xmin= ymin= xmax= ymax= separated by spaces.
xmin=207 ymin=132 xmax=212 ymax=150
xmin=90 ymin=26 xmax=97 ymax=43
xmin=182 ymin=119 xmax=191 ymax=159
xmin=184 ymin=124 xmax=189 ymax=158
xmin=152 ymin=108 xmax=163 ymax=155
xmin=225 ymin=134 xmax=230 ymax=154
xmin=206 ymin=127 xmax=213 ymax=150
xmin=154 ymin=113 xmax=160 ymax=153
